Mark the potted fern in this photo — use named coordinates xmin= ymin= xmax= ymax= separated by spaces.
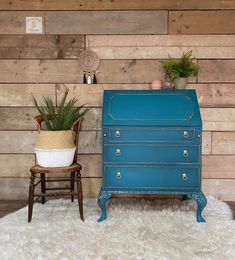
xmin=161 ymin=50 xmax=200 ymax=89
xmin=32 ymin=88 xmax=90 ymax=167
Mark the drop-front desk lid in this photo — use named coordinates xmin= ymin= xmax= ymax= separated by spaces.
xmin=102 ymin=90 xmax=202 ymax=127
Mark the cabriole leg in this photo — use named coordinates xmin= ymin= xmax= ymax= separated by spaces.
xmin=192 ymin=191 xmax=207 ymax=223
xmin=97 ymin=190 xmax=111 ymax=222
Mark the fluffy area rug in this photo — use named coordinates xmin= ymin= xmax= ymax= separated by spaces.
xmin=0 ymin=197 xmax=235 ymax=260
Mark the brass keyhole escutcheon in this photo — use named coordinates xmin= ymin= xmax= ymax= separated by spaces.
xmin=183 ymin=149 xmax=189 ymax=157
xmin=116 ymin=171 xmax=122 ymax=179
xmin=182 ymin=173 xmax=188 ymax=180
xmin=115 ymin=149 xmax=121 ymax=156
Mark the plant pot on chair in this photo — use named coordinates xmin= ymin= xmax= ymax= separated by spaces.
xmin=173 ymin=77 xmax=187 ymax=89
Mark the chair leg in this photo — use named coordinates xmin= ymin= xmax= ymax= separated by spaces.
xmin=71 ymin=172 xmax=75 ymax=202
xmin=75 ymin=170 xmax=84 ymax=221
xmin=28 ymin=171 xmax=36 ymax=223
xmin=41 ymin=173 xmax=46 ymax=204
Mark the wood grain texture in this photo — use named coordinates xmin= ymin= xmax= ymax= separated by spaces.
xmin=0 ymin=177 xmax=101 ymax=200
xmin=187 ymin=84 xmax=235 ymax=107
xmin=0 ymin=177 xmax=234 ymax=201
xmin=201 ymin=108 xmax=235 ymax=131
xmin=87 ymin=35 xmax=235 ymax=59
xmin=0 ymin=84 xmax=55 ymax=106
xmin=0 ymin=11 xmax=44 ymax=34
xmin=56 ymin=84 xmax=150 ymax=107
xmin=202 ymin=179 xmax=235 ymax=201
xmin=169 ymin=11 xmax=235 ymax=34
xmin=0 ymin=154 xmax=35 ymax=177
xmin=45 ymin=11 xmax=167 ymax=34
xmin=0 ymin=131 xmax=211 ymax=155
xmin=202 ymin=155 xmax=235 ymax=179
xmin=220 ymin=0 xmax=235 ymax=8
xmin=0 ymin=35 xmax=84 ymax=59
xmin=198 ymin=60 xmax=235 ymax=83
xmin=77 ymin=154 xmax=102 ymax=177
xmin=212 ymin=132 xmax=235 ymax=154
xmin=0 ymin=0 xmax=220 ymax=10
xmin=0 ymin=60 xmax=83 ymax=83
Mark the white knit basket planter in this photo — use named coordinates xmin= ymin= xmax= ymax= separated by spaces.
xmin=35 ymin=148 xmax=76 ymax=167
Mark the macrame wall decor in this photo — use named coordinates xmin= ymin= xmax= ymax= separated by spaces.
xmin=78 ymin=45 xmax=100 ymax=84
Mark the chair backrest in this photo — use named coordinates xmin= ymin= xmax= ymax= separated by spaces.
xmin=33 ymin=115 xmax=83 ymax=163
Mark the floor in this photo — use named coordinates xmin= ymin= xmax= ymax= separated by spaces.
xmin=0 ymin=200 xmax=235 ymax=220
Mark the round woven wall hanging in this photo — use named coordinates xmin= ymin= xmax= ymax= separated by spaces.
xmin=78 ymin=50 xmax=100 ymax=72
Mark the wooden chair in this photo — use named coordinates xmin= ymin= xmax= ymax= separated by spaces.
xmin=28 ymin=115 xmax=84 ymax=222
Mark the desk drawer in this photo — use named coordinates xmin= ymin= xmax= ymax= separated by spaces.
xmin=104 ymin=145 xmax=199 ymax=164
xmin=105 ymin=166 xmax=200 ymax=190
xmin=108 ymin=128 xmax=196 ymax=143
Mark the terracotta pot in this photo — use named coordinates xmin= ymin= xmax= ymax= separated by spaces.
xmin=173 ymin=77 xmax=187 ymax=89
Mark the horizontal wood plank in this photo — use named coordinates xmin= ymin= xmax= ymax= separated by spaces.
xmin=212 ymin=132 xmax=235 ymax=154
xmin=0 ymin=177 xmax=234 ymax=201
xmin=0 ymin=60 xmax=83 ymax=83
xmin=56 ymin=84 xmax=150 ymax=107
xmin=0 ymin=11 xmax=44 ymax=34
xmin=220 ymin=0 xmax=235 ymax=8
xmin=169 ymin=11 xmax=235 ymax=34
xmin=201 ymin=108 xmax=235 ymax=131
xmin=0 ymin=131 xmax=211 ymax=155
xmin=0 ymin=0 xmax=220 ymax=10
xmin=0 ymin=177 xmax=101 ymax=200
xmin=87 ymin=35 xmax=235 ymax=59
xmin=202 ymin=155 xmax=235 ymax=179
xmin=187 ymin=84 xmax=235 ymax=107
xmin=45 ymin=11 xmax=167 ymax=34
xmin=0 ymin=84 xmax=55 ymax=106
xmin=0 ymin=35 xmax=84 ymax=59
xmin=198 ymin=60 xmax=235 ymax=83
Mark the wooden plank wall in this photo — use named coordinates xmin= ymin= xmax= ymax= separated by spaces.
xmin=0 ymin=0 xmax=235 ymax=201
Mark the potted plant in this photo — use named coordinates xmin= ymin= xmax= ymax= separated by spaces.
xmin=32 ymin=88 xmax=90 ymax=167
xmin=161 ymin=50 xmax=200 ymax=89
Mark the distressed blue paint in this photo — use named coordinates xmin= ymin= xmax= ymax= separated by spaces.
xmin=98 ymin=89 xmax=207 ymax=223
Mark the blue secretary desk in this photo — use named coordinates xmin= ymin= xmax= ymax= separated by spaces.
xmin=98 ymin=90 xmax=207 ymax=222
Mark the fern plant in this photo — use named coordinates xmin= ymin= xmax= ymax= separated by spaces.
xmin=161 ymin=50 xmax=200 ymax=81
xmin=32 ymin=88 xmax=90 ymax=130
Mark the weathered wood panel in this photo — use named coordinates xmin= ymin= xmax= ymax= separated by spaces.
xmin=87 ymin=35 xmax=235 ymax=59
xmin=0 ymin=35 xmax=84 ymax=59
xmin=0 ymin=84 xmax=55 ymax=106
xmin=0 ymin=60 xmax=83 ymax=83
xmin=56 ymin=84 xmax=150 ymax=107
xmin=169 ymin=11 xmax=235 ymax=35
xmin=187 ymin=84 xmax=235 ymax=108
xmin=0 ymin=177 xmax=234 ymax=201
xmin=0 ymin=154 xmax=35 ymax=178
xmin=0 ymin=11 xmax=44 ymax=34
xmin=202 ymin=155 xmax=235 ymax=179
xmin=212 ymin=132 xmax=235 ymax=154
xmin=202 ymin=179 xmax=235 ymax=201
xmin=198 ymin=60 xmax=235 ymax=83
xmin=0 ymin=131 xmax=210 ymax=155
xmin=201 ymin=108 xmax=235 ymax=131
xmin=220 ymin=0 xmax=235 ymax=8
xmin=77 ymin=154 xmax=102 ymax=177
xmin=45 ymin=11 xmax=167 ymax=34
xmin=0 ymin=0 xmax=220 ymax=10
xmin=82 ymin=108 xmax=102 ymax=131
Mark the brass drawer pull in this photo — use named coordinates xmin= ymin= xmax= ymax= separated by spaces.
xmin=115 ymin=149 xmax=121 ymax=156
xmin=183 ymin=149 xmax=189 ymax=157
xmin=183 ymin=131 xmax=189 ymax=139
xmin=182 ymin=173 xmax=188 ymax=181
xmin=115 ymin=130 xmax=121 ymax=138
xmin=116 ymin=171 xmax=122 ymax=179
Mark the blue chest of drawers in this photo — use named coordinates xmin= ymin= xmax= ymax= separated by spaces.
xmin=98 ymin=90 xmax=207 ymax=222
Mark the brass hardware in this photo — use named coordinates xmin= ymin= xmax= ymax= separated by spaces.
xmin=183 ymin=149 xmax=188 ymax=157
xmin=183 ymin=131 xmax=189 ymax=139
xmin=116 ymin=171 xmax=122 ymax=179
xmin=182 ymin=173 xmax=188 ymax=180
xmin=115 ymin=130 xmax=121 ymax=138
xmin=115 ymin=149 xmax=121 ymax=156
xmin=103 ymin=133 xmax=107 ymax=137
xmin=198 ymin=134 xmax=201 ymax=138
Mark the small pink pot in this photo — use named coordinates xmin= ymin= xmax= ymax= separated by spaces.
xmin=151 ymin=80 xmax=162 ymax=90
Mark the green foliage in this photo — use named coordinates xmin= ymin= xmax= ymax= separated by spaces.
xmin=161 ymin=50 xmax=200 ymax=81
xmin=32 ymin=88 xmax=90 ymax=131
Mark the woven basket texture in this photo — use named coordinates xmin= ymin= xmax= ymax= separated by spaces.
xmin=35 ymin=130 xmax=75 ymax=149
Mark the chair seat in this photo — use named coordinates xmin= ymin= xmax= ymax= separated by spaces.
xmin=30 ymin=163 xmax=82 ymax=174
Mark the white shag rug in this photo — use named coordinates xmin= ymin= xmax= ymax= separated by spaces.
xmin=0 ymin=197 xmax=235 ymax=260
